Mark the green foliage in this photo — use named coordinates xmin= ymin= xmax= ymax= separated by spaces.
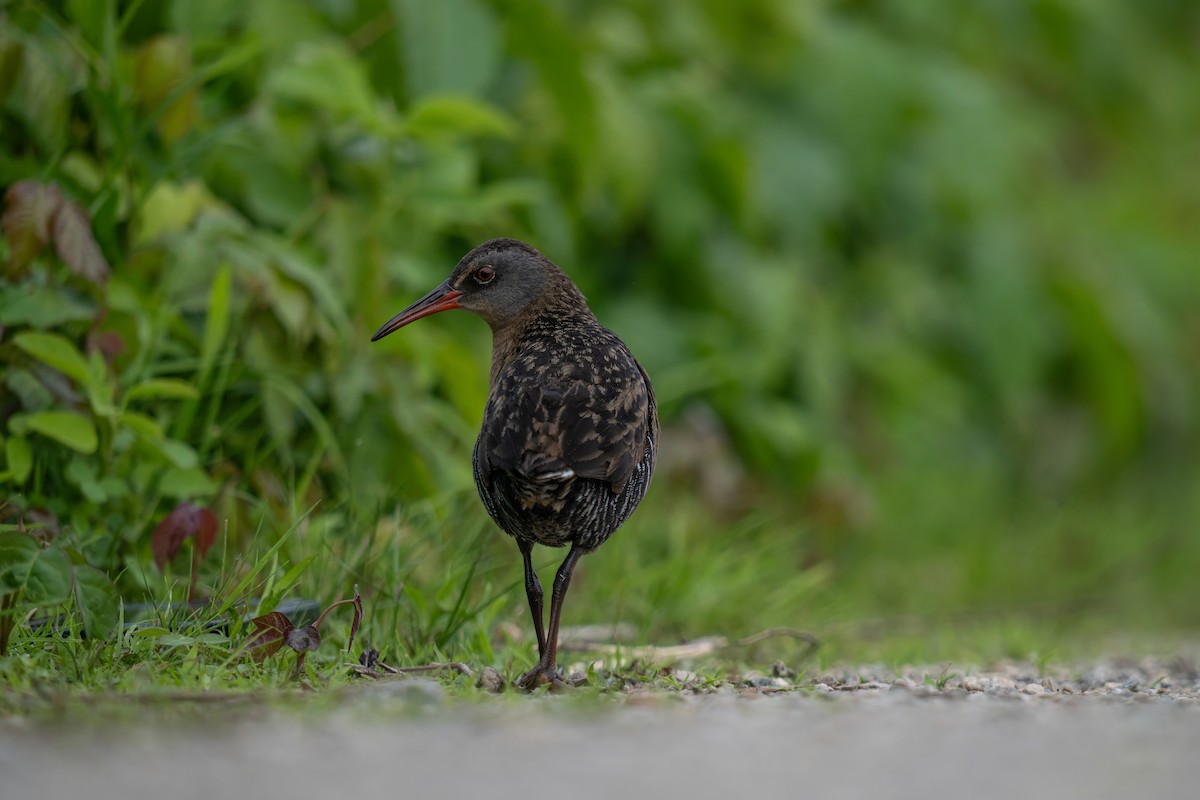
xmin=0 ymin=531 xmax=71 ymax=604
xmin=0 ymin=528 xmax=116 ymax=654
xmin=0 ymin=0 xmax=1197 ymax=677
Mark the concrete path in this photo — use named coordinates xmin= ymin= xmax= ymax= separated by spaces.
xmin=3 ymin=688 xmax=1197 ymax=800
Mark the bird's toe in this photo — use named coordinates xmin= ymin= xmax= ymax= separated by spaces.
xmin=516 ymin=664 xmax=565 ymax=691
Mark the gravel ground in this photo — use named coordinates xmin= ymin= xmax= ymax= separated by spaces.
xmin=748 ymin=656 xmax=1200 ymax=701
xmin=3 ymin=658 xmax=1198 ymax=800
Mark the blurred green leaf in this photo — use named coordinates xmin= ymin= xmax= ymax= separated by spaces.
xmin=0 ymin=285 xmax=97 ymax=327
xmin=20 ymin=411 xmax=99 ymax=454
xmin=5 ymin=437 xmax=32 ymax=485
xmin=130 ymin=625 xmax=171 ymax=638
xmin=134 ymin=36 xmax=199 ymax=142
xmin=493 ymin=0 xmax=596 ymax=167
xmin=167 ymin=0 xmax=245 ymax=38
xmin=6 ymin=39 xmax=73 ymax=154
xmin=59 ymin=152 xmax=105 ymax=194
xmin=135 ymin=181 xmax=215 ymax=244
xmin=13 ymin=332 xmax=92 ymax=386
xmin=119 ymin=411 xmax=164 ymax=440
xmin=260 ymin=239 xmax=351 ymax=336
xmin=66 ymin=457 xmax=106 ymax=503
xmin=392 ymin=0 xmax=501 ymax=99
xmin=85 ymin=351 xmax=117 ymax=419
xmin=4 ymin=369 xmax=53 ymax=412
xmin=220 ymin=151 xmax=313 ymax=229
xmin=71 ymin=564 xmax=119 ymax=640
xmin=405 ymin=95 xmax=516 ymax=139
xmin=200 ymin=263 xmax=232 ymax=381
xmin=0 ymin=37 xmax=23 ymax=107
xmin=0 ymin=534 xmax=72 ymax=604
xmin=158 ymin=439 xmax=200 ymax=470
xmin=125 ymin=379 xmax=201 ymax=402
xmin=270 ymin=278 xmax=310 ymax=339
xmin=158 ymin=467 xmax=216 ymax=499
xmin=66 ymin=0 xmax=111 ymax=51
xmin=267 ymin=43 xmax=386 ymax=132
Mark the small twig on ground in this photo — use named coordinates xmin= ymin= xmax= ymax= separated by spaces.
xmin=556 ymin=627 xmax=820 ymax=662
xmin=560 ymin=636 xmax=729 ymax=660
xmin=737 ymin=628 xmax=821 ymax=661
xmin=351 ymin=661 xmax=474 ymax=680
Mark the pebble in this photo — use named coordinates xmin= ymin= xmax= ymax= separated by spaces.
xmin=476 ymin=667 xmax=505 ymax=694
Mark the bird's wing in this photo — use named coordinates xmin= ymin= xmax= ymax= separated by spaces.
xmin=479 ymin=354 xmax=653 ymax=495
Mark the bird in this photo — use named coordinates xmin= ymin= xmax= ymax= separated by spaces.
xmin=371 ymin=238 xmax=658 ymax=689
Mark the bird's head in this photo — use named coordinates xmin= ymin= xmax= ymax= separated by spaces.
xmin=371 ymin=238 xmax=563 ymax=341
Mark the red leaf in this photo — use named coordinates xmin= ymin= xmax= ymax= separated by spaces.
xmin=2 ymin=181 xmax=63 ymax=276
xmin=247 ymin=611 xmax=294 ymax=662
xmin=191 ymin=512 xmax=217 ymax=560
xmin=52 ymin=200 xmax=110 ymax=286
xmin=151 ymin=502 xmax=219 ymax=570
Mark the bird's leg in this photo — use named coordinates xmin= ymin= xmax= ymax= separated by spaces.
xmin=518 ymin=539 xmax=546 ymax=658
xmin=517 ymin=545 xmax=583 ymax=690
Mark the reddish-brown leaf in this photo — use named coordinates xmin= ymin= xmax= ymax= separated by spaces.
xmin=246 ymin=611 xmax=295 ymax=662
xmin=87 ymin=329 xmax=126 ymax=368
xmin=52 ymin=200 xmax=110 ymax=285
xmin=347 ymin=584 xmax=363 ymax=654
xmin=192 ymin=515 xmax=217 ymax=560
xmin=2 ymin=181 xmax=63 ymax=276
xmin=151 ymin=502 xmax=219 ymax=570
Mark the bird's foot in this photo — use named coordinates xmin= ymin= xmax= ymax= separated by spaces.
xmin=516 ymin=663 xmax=567 ymax=691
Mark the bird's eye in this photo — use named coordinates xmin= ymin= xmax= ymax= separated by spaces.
xmin=475 ymin=265 xmax=496 ymax=284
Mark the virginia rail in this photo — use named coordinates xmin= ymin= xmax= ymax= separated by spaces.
xmin=372 ymin=238 xmax=658 ymax=688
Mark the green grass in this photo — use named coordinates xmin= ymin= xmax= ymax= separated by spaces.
xmin=4 ymin=463 xmax=1196 ymax=711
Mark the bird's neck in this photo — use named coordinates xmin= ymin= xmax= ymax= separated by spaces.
xmin=486 ymin=284 xmax=596 ymax=387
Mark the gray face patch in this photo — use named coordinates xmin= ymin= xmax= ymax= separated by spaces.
xmin=448 ymin=241 xmax=551 ymax=329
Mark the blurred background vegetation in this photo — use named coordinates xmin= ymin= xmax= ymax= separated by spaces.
xmin=1 ymin=0 xmax=1198 ymax=669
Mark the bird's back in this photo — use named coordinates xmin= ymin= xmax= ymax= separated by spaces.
xmin=472 ymin=311 xmax=657 ymax=551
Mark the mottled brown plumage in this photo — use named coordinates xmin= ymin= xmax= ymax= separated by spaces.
xmin=372 ymin=238 xmax=658 ymax=688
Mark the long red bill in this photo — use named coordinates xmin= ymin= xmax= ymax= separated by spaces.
xmin=371 ymin=282 xmax=463 ymax=341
